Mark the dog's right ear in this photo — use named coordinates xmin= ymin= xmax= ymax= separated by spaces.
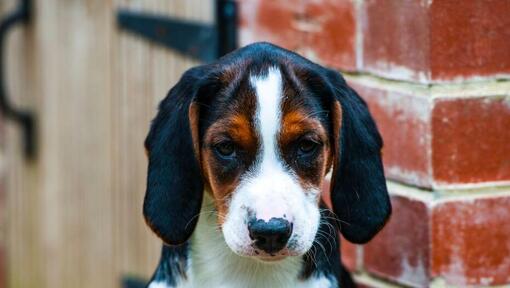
xmin=323 ymin=68 xmax=391 ymax=244
xmin=143 ymin=66 xmax=213 ymax=245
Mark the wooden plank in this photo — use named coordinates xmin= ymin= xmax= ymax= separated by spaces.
xmin=2 ymin=0 xmax=214 ymax=287
xmin=4 ymin=0 xmax=115 ymax=287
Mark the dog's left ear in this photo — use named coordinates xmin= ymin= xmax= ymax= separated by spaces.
xmin=324 ymin=69 xmax=391 ymax=244
xmin=143 ymin=66 xmax=214 ymax=245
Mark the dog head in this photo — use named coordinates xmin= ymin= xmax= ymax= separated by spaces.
xmin=143 ymin=43 xmax=391 ymax=261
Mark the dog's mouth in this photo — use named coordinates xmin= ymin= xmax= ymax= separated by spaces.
xmin=234 ymin=246 xmax=300 ymax=262
xmin=255 ymin=254 xmax=289 ymax=262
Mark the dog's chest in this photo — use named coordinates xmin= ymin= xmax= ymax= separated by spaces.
xmin=181 ymin=272 xmax=334 ymax=288
xmin=182 ymin=250 xmax=335 ymax=288
xmin=178 ymin=212 xmax=336 ymax=288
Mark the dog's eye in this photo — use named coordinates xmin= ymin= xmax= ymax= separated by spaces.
xmin=214 ymin=141 xmax=236 ymax=158
xmin=298 ymin=139 xmax=320 ymax=156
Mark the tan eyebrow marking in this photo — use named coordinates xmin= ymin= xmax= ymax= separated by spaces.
xmin=205 ymin=114 xmax=258 ymax=151
xmin=279 ymin=110 xmax=328 ymax=146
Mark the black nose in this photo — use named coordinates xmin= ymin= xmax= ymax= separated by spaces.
xmin=248 ymin=218 xmax=293 ymax=254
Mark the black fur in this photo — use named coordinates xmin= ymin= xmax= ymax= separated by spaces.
xmin=144 ymin=42 xmax=390 ymax=286
xmin=143 ymin=66 xmax=208 ymax=245
xmin=121 ymin=276 xmax=147 ymax=288
xmin=324 ymin=69 xmax=391 ymax=244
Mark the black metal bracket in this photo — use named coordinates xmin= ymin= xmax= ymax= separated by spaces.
xmin=117 ymin=0 xmax=238 ymax=62
xmin=0 ymin=0 xmax=35 ymax=159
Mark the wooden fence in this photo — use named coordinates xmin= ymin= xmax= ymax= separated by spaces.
xmin=1 ymin=0 xmax=212 ymax=287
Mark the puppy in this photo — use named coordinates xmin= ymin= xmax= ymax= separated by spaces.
xmin=143 ymin=42 xmax=391 ymax=288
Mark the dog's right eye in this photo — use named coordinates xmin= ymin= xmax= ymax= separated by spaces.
xmin=214 ymin=141 xmax=236 ymax=159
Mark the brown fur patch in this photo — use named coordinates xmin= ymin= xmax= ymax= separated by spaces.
xmin=280 ymin=110 xmax=329 ymax=147
xmin=189 ymin=103 xmax=201 ymax=161
xmin=329 ymin=101 xmax=343 ymax=191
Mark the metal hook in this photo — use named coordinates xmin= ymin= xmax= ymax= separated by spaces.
xmin=0 ymin=0 xmax=35 ymax=159
xmin=117 ymin=0 xmax=238 ymax=63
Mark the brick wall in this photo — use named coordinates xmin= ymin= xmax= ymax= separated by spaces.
xmin=239 ymin=0 xmax=510 ymax=287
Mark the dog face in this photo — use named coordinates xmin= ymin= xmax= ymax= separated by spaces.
xmin=143 ymin=43 xmax=390 ymax=260
xmin=201 ymin=67 xmax=331 ymax=259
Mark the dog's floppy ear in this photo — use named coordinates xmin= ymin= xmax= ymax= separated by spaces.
xmin=143 ymin=66 xmax=211 ymax=245
xmin=325 ymin=69 xmax=391 ymax=244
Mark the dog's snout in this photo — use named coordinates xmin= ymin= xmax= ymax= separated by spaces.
xmin=248 ymin=217 xmax=292 ymax=254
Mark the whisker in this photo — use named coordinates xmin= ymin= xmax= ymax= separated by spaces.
xmin=319 ymin=208 xmax=351 ymax=226
xmin=184 ymin=209 xmax=226 ymax=230
xmin=316 ymin=229 xmax=335 ymax=253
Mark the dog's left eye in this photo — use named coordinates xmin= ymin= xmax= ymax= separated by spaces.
xmin=297 ymin=139 xmax=320 ymax=156
xmin=214 ymin=141 xmax=236 ymax=159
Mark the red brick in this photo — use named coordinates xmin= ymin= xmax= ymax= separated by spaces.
xmin=430 ymin=0 xmax=510 ymax=80
xmin=350 ymin=81 xmax=432 ymax=188
xmin=341 ymin=236 xmax=358 ymax=272
xmin=303 ymin=0 xmax=357 ymax=71
xmin=431 ymin=97 xmax=510 ymax=186
xmin=361 ymin=0 xmax=510 ymax=82
xmin=432 ymin=195 xmax=510 ymax=285
xmin=362 ymin=0 xmax=430 ymax=82
xmin=364 ymin=195 xmax=430 ymax=287
xmin=238 ymin=0 xmax=304 ymax=51
xmin=356 ymin=285 xmax=375 ymax=288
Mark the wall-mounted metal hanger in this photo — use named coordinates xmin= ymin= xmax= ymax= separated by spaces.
xmin=0 ymin=0 xmax=35 ymax=160
xmin=117 ymin=0 xmax=238 ymax=62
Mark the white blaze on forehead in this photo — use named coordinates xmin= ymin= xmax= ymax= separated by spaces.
xmin=250 ymin=67 xmax=283 ymax=165
xmin=249 ymin=67 xmax=288 ymax=220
